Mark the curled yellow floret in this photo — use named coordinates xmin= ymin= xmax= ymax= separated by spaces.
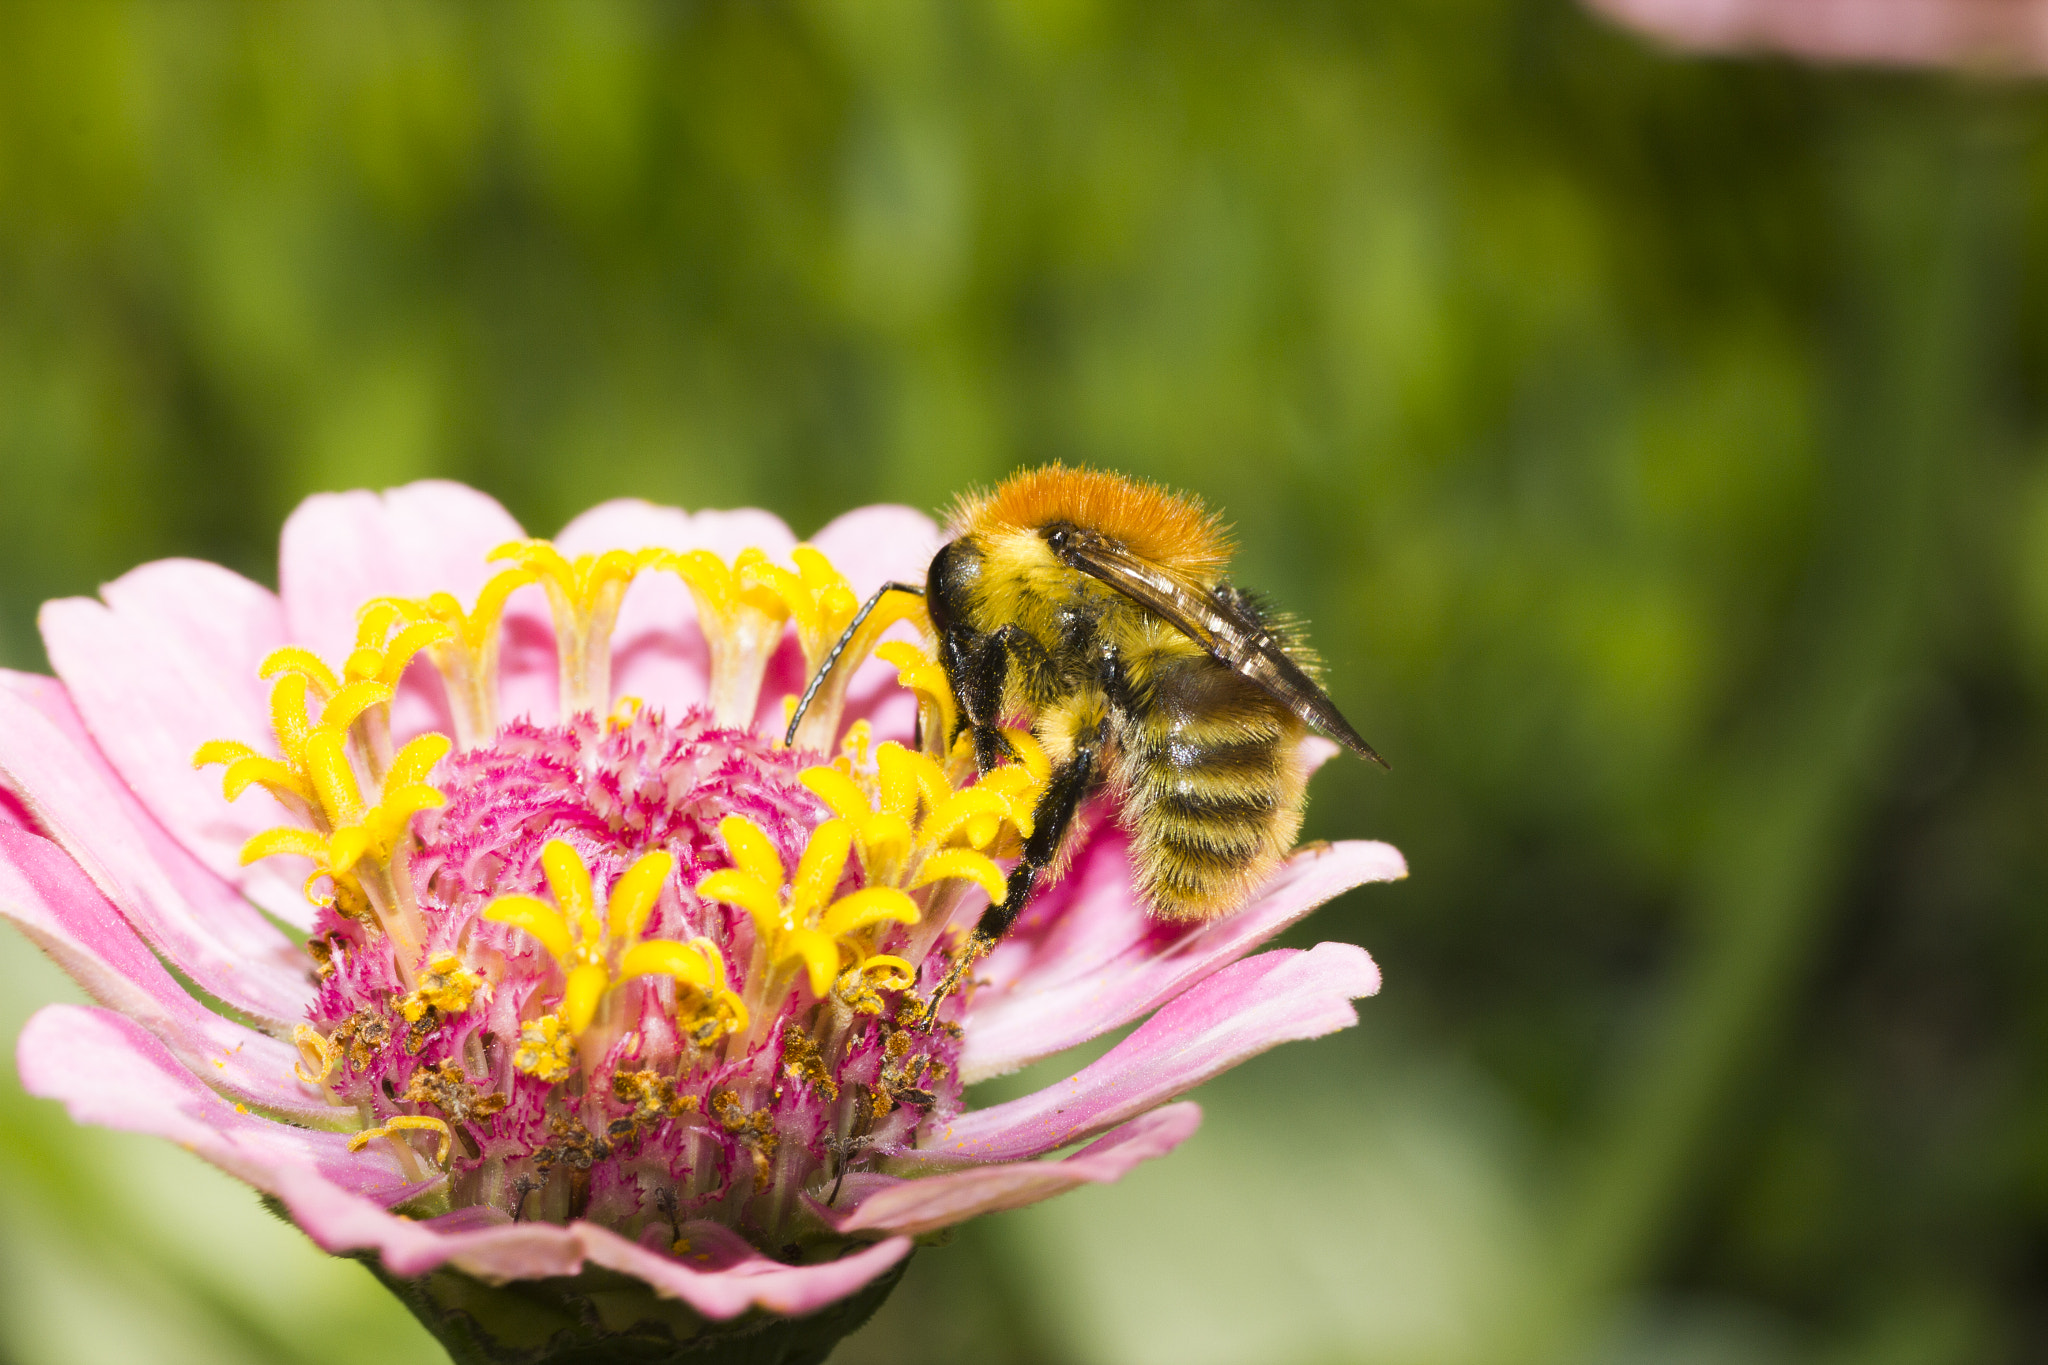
xmin=199 ymin=646 xmax=450 ymax=974
xmin=489 ymin=539 xmax=659 ymax=721
xmin=482 ymin=840 xmax=744 ymax=1069
xmin=349 ymin=1115 xmax=454 ymax=1167
xmin=797 ymin=737 xmax=1035 ymax=909
xmin=696 ymin=814 xmax=921 ymax=1002
xmin=657 ymin=547 xmax=792 ymax=729
xmin=379 ymin=568 xmax=535 ymax=749
xmin=874 ymin=640 xmax=957 ymax=763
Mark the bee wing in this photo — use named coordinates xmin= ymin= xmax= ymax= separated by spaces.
xmin=1053 ymin=536 xmax=1388 ymax=767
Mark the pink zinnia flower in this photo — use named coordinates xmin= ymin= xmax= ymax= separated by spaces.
xmin=0 ymin=481 xmax=1403 ymax=1360
xmin=1588 ymin=0 xmax=2048 ymax=71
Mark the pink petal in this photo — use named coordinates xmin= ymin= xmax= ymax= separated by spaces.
xmin=38 ymin=559 xmax=306 ymax=921
xmin=575 ymin=1223 xmax=913 ymax=1319
xmin=0 ymin=680 xmax=312 ymax=1024
xmin=751 ymin=634 xmax=819 ymax=736
xmin=0 ymin=825 xmax=334 ymax=1125
xmin=806 ymin=504 xmax=942 ymax=595
xmin=0 ymin=783 xmax=30 ymax=831
xmin=931 ymin=942 xmax=1379 ymax=1162
xmin=555 ymin=500 xmax=799 ymax=721
xmin=279 ymin=481 xmax=528 ymax=665
xmin=16 ymin=1004 xmax=413 ymax=1201
xmin=831 ymin=1103 xmax=1201 ymax=1236
xmin=964 ymin=837 xmax=1405 ymax=1081
xmin=279 ymin=481 xmax=553 ymax=738
xmin=805 ymin=505 xmax=943 ymax=743
xmin=269 ymin=1167 xmax=588 ymax=1279
xmin=268 ymin=1163 xmax=914 ymax=1318
xmin=1588 ymin=0 xmax=2048 ymax=70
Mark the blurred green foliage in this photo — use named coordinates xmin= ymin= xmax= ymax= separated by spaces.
xmin=1 ymin=2 xmax=2046 ymax=1362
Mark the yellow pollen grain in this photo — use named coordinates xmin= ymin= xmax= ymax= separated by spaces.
xmin=399 ymin=952 xmax=484 ymax=1022
xmin=514 ymin=1014 xmax=576 ymax=1083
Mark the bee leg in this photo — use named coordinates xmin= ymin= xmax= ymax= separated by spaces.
xmin=989 ymin=625 xmax=1058 ymax=698
xmin=985 ymin=720 xmax=1101 ymax=942
xmin=953 ymin=624 xmax=1056 ymax=772
xmin=942 ymin=625 xmax=1021 ymax=771
xmin=918 ymin=721 xmax=1104 ymax=1025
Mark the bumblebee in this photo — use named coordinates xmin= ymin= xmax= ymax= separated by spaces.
xmin=789 ymin=465 xmax=1383 ymax=958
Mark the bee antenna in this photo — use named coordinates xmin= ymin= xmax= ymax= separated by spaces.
xmin=784 ymin=581 xmax=927 ymax=748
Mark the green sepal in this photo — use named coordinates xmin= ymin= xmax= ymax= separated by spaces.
xmin=258 ymin=1194 xmax=906 ymax=1364
xmin=349 ymin=1249 xmax=907 ymax=1365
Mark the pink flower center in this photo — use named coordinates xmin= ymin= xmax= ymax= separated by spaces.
xmin=194 ymin=534 xmax=1047 ymax=1256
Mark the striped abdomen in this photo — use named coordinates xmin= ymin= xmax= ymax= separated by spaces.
xmin=1115 ymin=651 xmax=1310 ymax=919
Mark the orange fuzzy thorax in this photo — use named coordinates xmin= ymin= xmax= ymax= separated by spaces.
xmin=949 ymin=465 xmax=1234 ymax=575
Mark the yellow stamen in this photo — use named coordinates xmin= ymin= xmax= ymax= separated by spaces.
xmin=797 ymin=736 xmax=1026 ymax=909
xmin=674 ymin=938 xmax=749 ymax=1043
xmin=253 ymin=678 xmax=315 ymax=788
xmin=348 ymin=1115 xmax=453 ymax=1167
xmin=660 ymin=548 xmax=792 ymax=729
xmin=540 ymin=839 xmax=599 ymax=946
xmin=768 ymin=555 xmax=928 ymax=753
xmin=919 ymin=788 xmax=1013 ymax=850
xmin=259 ymin=647 xmax=342 ymax=698
xmin=856 ymin=954 xmax=918 ymax=991
xmin=483 ymin=842 xmax=716 ymax=1057
xmin=791 ymin=820 xmax=854 ymax=922
xmin=616 ymin=939 xmax=713 ymax=988
xmin=694 ymin=869 xmax=783 ymax=929
xmin=341 ymin=602 xmax=455 ymax=689
xmin=562 ymin=962 xmax=611 ymax=1035
xmin=321 ymin=680 xmax=394 ymax=731
xmin=490 ymin=540 xmax=653 ymax=721
xmin=385 ymin=733 xmax=451 ymax=789
xmin=608 ymin=849 xmax=675 ymax=945
xmin=696 ymin=816 xmax=925 ymax=1009
xmin=239 ymin=827 xmax=331 ymax=865
xmin=205 ymin=747 xmax=314 ymax=809
xmin=482 ymin=894 xmax=574 ymax=965
xmin=291 ymin=1024 xmax=334 ymax=1085
xmin=798 ymin=765 xmax=869 ymax=824
xmin=913 ymin=849 xmax=1007 ymax=905
xmin=302 ymin=729 xmax=367 ymax=829
xmin=839 ymin=719 xmax=875 ymax=771
xmin=818 ymin=886 xmax=920 ymax=938
xmin=782 ymin=928 xmax=843 ymax=999
xmin=740 ymin=547 xmax=859 ymax=674
xmin=875 ymin=639 xmax=957 ymax=762
xmin=402 ymin=567 xmax=535 ymax=749
xmin=716 ymin=815 xmax=785 ymax=888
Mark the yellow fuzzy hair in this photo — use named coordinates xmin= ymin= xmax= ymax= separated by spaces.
xmin=949 ymin=465 xmax=1234 ymax=574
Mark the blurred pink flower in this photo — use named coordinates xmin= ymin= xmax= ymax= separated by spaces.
xmin=0 ymin=481 xmax=1401 ymax=1349
xmin=1588 ymin=0 xmax=2048 ymax=70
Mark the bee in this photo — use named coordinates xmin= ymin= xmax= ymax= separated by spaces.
xmin=788 ymin=465 xmax=1383 ymax=962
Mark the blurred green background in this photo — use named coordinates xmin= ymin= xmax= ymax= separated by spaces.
xmin=0 ymin=2 xmax=2042 ymax=1362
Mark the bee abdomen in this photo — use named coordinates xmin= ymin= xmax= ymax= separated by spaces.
xmin=1121 ymin=719 xmax=1307 ymax=920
